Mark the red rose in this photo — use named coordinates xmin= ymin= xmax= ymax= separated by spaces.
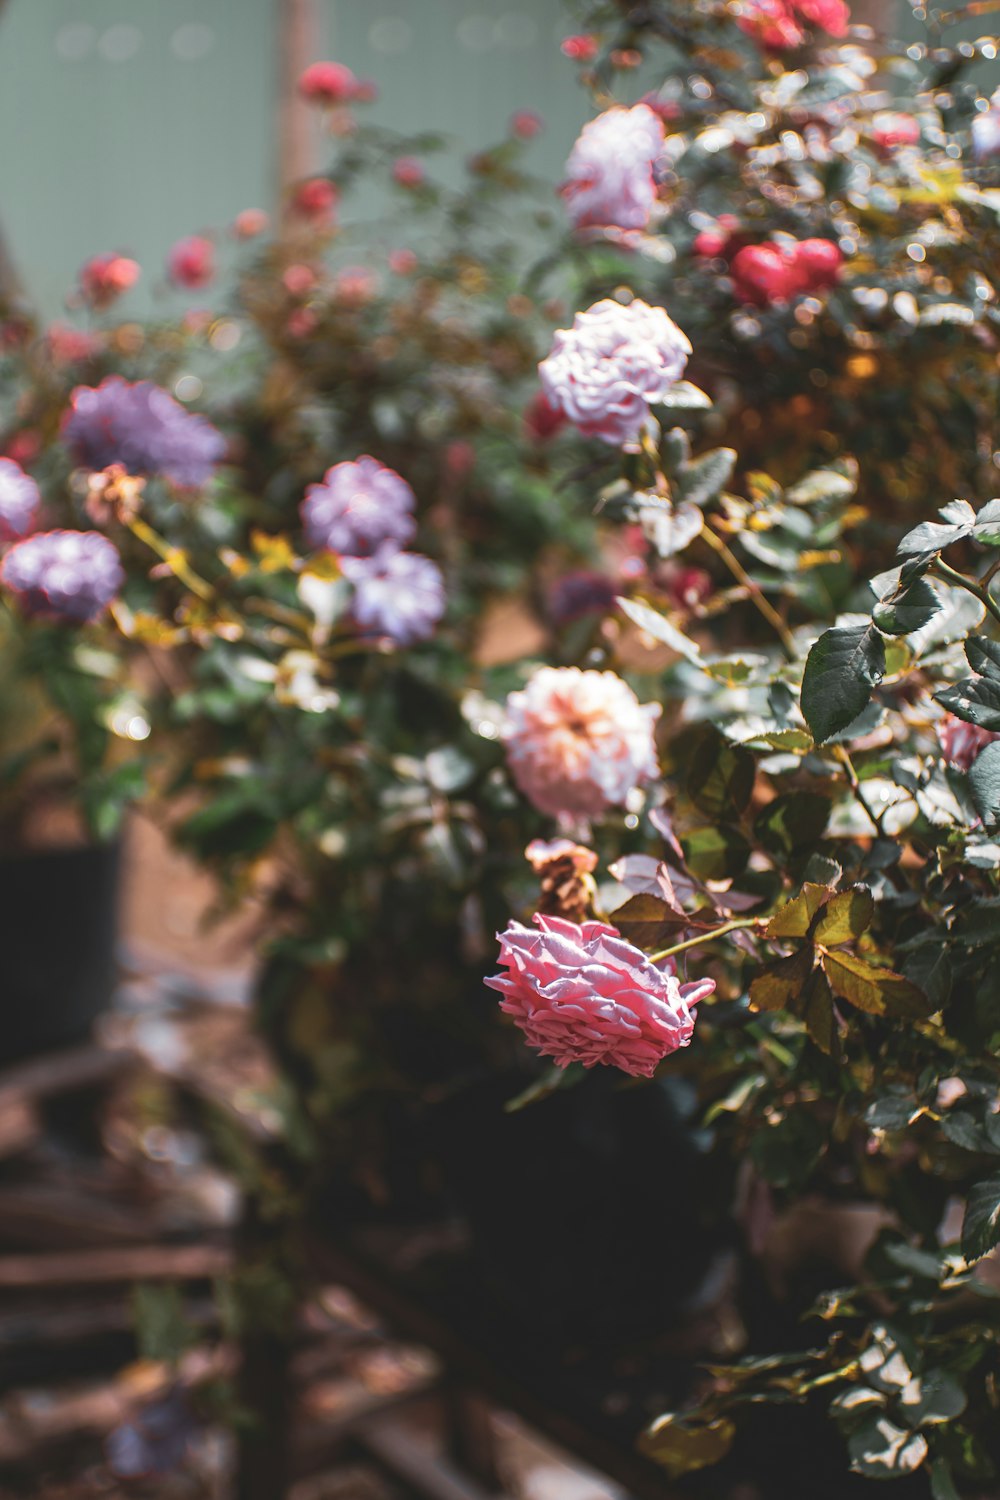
xmin=293 ymin=178 xmax=339 ymax=223
xmin=299 ymin=61 xmax=360 ymax=106
xmin=168 ymin=236 xmax=215 ymax=290
xmin=560 ymin=33 xmax=599 ymax=61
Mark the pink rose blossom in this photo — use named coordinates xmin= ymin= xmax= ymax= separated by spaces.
xmin=392 ymin=157 xmax=424 ymax=189
xmin=794 ymin=0 xmax=850 ymax=35
xmin=335 ymin=266 xmax=378 ymax=305
xmin=282 ymin=264 xmax=317 ymax=297
xmin=871 ymin=112 xmax=920 ymax=152
xmin=389 ymin=249 xmax=418 ymax=276
xmin=232 ymin=209 xmax=270 ymax=240
xmin=937 ymin=713 xmax=1000 ymax=772
xmin=736 ymin=0 xmax=849 ymax=48
xmin=299 ymin=61 xmax=360 ymax=106
xmin=293 ymin=179 xmax=339 ymax=224
xmin=502 ymin=666 xmax=660 ymax=820
xmin=79 ymin=253 xmax=140 ymax=308
xmin=563 ymin=105 xmax=665 ymax=233
xmin=561 ymin=34 xmax=599 ymax=61
xmin=539 ymin=298 xmax=691 ymax=448
xmin=511 ymin=110 xmax=543 ymax=140
xmin=486 ymin=914 xmax=715 ymax=1076
xmin=168 ymin=236 xmax=215 ymax=290
xmin=46 ymin=323 xmax=102 ymax=366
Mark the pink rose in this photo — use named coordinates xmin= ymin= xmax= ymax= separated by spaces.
xmin=539 ymin=298 xmax=691 ymax=447
xmin=562 ymin=104 xmax=665 ymax=233
xmin=937 ymin=713 xmax=1000 ymax=772
xmin=511 ymin=110 xmax=544 ymax=140
xmin=293 ymin=179 xmax=339 ymax=224
xmin=299 ymin=61 xmax=360 ymax=106
xmin=486 ymin=914 xmax=715 ymax=1077
xmin=523 ymin=389 xmax=567 ymax=442
xmin=232 ymin=209 xmax=270 ymax=240
xmin=168 ymin=236 xmax=215 ymax=290
xmin=79 ymin=253 xmax=140 ymax=308
xmin=502 ymin=665 xmax=660 ymax=820
xmin=389 ymin=248 xmax=418 ymax=276
xmin=870 ymin=112 xmax=920 ymax=153
xmin=560 ymin=33 xmax=599 ymax=61
xmin=392 ymin=157 xmax=424 ymax=189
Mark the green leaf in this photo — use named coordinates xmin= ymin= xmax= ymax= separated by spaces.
xmin=801 ymin=625 xmax=886 ymax=744
xmin=961 ymin=1173 xmax=1000 ymax=1261
xmin=504 ymin=1064 xmax=586 ymax=1114
xmin=972 ymin=497 xmax=1000 ymax=546
xmin=848 ymin=1420 xmax=927 ymax=1478
xmin=766 ymin=883 xmax=830 ymax=938
xmin=755 ymin=792 xmax=831 ymax=855
xmin=616 ymin=595 xmax=705 ymax=664
xmin=968 ymin=740 xmax=1000 ymax=826
xmin=656 ymin=380 xmax=712 ymax=410
xmin=965 ymin=635 xmax=1000 ymax=680
xmin=611 ymin=893 xmax=689 ymax=949
xmin=872 ymin=578 xmax=941 ymax=636
xmin=640 ymin=1415 xmax=735 ymax=1477
xmin=803 ymin=969 xmax=839 ymax=1056
xmin=935 ymin=676 xmax=1000 ymax=733
xmin=899 ymin=1369 xmax=967 ymax=1427
xmin=749 ymin=948 xmax=815 ymax=1012
xmin=686 ymin=728 xmax=756 ymax=820
xmin=750 ymin=1110 xmax=825 ymax=1188
xmin=813 ymin=887 xmax=875 ymax=945
xmin=681 ymin=826 xmax=750 ymax=881
xmin=822 ymin=951 xmax=931 ymax=1018
xmin=785 ymin=467 xmax=857 ymax=506
xmin=929 ymin=1457 xmax=961 ymax=1500
xmin=897 ymin=518 xmax=972 ymax=556
xmin=675 ymin=446 xmax=737 ymax=507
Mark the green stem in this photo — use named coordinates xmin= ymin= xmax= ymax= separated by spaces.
xmin=649 ymin=918 xmax=765 ymax=964
xmin=930 ymin=558 xmax=1000 ymax=629
xmin=834 ymin=745 xmax=885 ymax=837
xmin=703 ymin=524 xmax=798 ymax=659
xmin=127 ymin=515 xmax=215 ymax=602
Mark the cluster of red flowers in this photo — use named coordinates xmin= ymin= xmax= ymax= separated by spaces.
xmin=736 ymin=0 xmax=850 ymax=50
xmin=696 ymin=225 xmax=843 ymax=304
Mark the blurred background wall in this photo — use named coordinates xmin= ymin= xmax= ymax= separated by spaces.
xmin=0 ymin=0 xmax=592 ymax=314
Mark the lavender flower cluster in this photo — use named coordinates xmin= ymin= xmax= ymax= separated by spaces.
xmin=301 ymin=456 xmax=444 ymax=645
xmin=63 ymin=377 xmax=226 ymax=488
xmin=1 ymin=529 xmax=124 ymax=623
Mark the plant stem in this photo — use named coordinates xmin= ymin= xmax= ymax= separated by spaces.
xmin=702 ymin=524 xmax=798 ymax=659
xmin=649 ymin=918 xmax=765 ymax=964
xmin=834 ymin=745 xmax=885 ymax=837
xmin=930 ymin=558 xmax=1000 ymax=628
xmin=127 ymin=515 xmax=215 ymax=602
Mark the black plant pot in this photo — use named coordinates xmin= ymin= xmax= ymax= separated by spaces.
xmin=0 ymin=840 xmax=121 ymax=1065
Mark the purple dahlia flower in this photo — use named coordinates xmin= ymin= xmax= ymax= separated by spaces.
xmin=1 ymin=529 xmax=124 ymax=622
xmin=0 ymin=458 xmax=40 ymax=544
xmin=62 ymin=376 xmax=225 ymax=487
xmin=341 ymin=545 xmax=445 ymax=645
xmin=301 ymin=456 xmax=417 ymax=557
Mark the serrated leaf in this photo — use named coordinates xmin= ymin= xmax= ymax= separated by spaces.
xmin=687 ymin=729 xmax=756 ymax=820
xmin=639 ymin=498 xmax=703 ymax=558
xmin=785 ymin=467 xmax=857 ymax=506
xmin=897 ymin=519 xmax=972 ymax=556
xmin=675 ymin=446 xmax=737 ymax=507
xmin=681 ymin=825 xmax=750 ymax=881
xmin=961 ymin=1173 xmax=1000 ymax=1261
xmin=968 ymin=739 xmax=1000 ymax=826
xmin=640 ymin=1416 xmax=735 ymax=1477
xmin=822 ymin=951 xmax=931 ymax=1018
xmin=801 ymin=624 xmax=885 ymax=744
xmin=804 ymin=969 xmax=838 ymax=1055
xmin=749 ymin=948 xmax=815 ymax=1012
xmin=612 ymin=893 xmax=691 ymax=948
xmin=965 ymin=635 xmax=1000 ymax=680
xmin=813 ymin=886 xmax=874 ymax=945
xmin=872 ymin=578 xmax=941 ymax=636
xmin=935 ymin=677 xmax=1000 ymax=733
xmin=755 ymin=792 xmax=831 ymax=856
xmin=656 ymin=380 xmax=712 ymax=410
xmin=899 ymin=1370 xmax=967 ymax=1427
xmin=972 ymin=497 xmax=1000 ymax=546
xmin=848 ymin=1420 xmax=927 ymax=1478
xmin=766 ymin=883 xmax=830 ymax=938
xmin=616 ymin=595 xmax=704 ymax=663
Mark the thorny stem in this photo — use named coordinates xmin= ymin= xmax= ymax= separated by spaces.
xmin=834 ymin=745 xmax=886 ymax=837
xmin=930 ymin=558 xmax=1000 ymax=629
xmin=127 ymin=515 xmax=215 ymax=602
xmin=649 ymin=918 xmax=766 ymax=964
xmin=702 ymin=524 xmax=798 ymax=659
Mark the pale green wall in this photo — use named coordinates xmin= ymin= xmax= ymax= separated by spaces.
xmin=0 ymin=0 xmax=591 ymax=316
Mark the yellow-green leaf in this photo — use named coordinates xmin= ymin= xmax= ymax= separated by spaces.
xmin=641 ymin=1415 xmax=736 ymax=1478
xmin=766 ymin=883 xmax=829 ymax=938
xmin=822 ymin=951 xmax=930 ymax=1018
xmin=814 ymin=887 xmax=874 ymax=946
xmin=749 ymin=948 xmax=815 ymax=1012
